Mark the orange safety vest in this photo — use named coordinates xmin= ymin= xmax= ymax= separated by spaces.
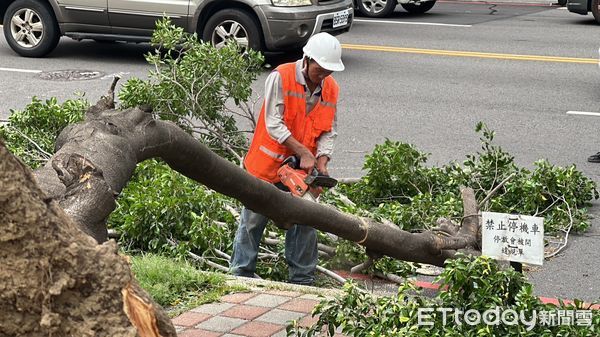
xmin=244 ymin=62 xmax=339 ymax=183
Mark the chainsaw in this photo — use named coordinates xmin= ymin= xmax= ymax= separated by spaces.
xmin=277 ymin=155 xmax=337 ymax=202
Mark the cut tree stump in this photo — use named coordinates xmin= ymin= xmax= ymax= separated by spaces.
xmin=0 ymin=139 xmax=176 ymax=337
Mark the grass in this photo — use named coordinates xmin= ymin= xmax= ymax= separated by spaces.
xmin=129 ymin=253 xmax=245 ymax=317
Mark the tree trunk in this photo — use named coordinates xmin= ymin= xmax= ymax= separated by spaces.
xmin=30 ymin=84 xmax=480 ymax=266
xmin=0 ymin=140 xmax=176 ymax=337
xmin=0 ymin=83 xmax=480 ymax=335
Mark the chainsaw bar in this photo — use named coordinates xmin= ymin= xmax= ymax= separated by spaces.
xmin=309 ymin=174 xmax=337 ymax=188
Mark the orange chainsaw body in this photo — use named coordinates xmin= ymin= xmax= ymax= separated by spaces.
xmin=277 ymin=165 xmax=310 ymax=197
xmin=277 ymin=156 xmax=337 ymax=201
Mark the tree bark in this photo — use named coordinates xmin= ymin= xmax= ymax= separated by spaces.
xmin=29 ymin=86 xmax=479 ymax=267
xmin=0 ymin=140 xmax=176 ymax=337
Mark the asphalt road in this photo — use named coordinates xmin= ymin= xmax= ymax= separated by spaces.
xmin=0 ymin=1 xmax=598 ymax=301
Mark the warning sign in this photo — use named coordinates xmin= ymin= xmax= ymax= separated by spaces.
xmin=481 ymin=212 xmax=544 ymax=266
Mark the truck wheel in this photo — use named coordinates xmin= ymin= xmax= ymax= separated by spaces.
xmin=592 ymin=0 xmax=600 ymax=24
xmin=3 ymin=0 xmax=60 ymax=57
xmin=401 ymin=1 xmax=436 ymax=14
xmin=202 ymin=9 xmax=262 ymax=52
xmin=357 ymin=0 xmax=397 ymax=18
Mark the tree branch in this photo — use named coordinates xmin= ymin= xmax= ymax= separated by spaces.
xmin=316 ymin=265 xmax=346 ymax=285
xmin=478 ymin=172 xmax=516 ymax=209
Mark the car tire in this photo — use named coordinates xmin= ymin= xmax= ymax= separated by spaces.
xmin=401 ymin=1 xmax=436 ymax=14
xmin=557 ymin=0 xmax=567 ymax=6
xmin=592 ymin=0 xmax=600 ymax=23
xmin=202 ymin=9 xmax=262 ymax=52
xmin=94 ymin=39 xmax=117 ymax=44
xmin=356 ymin=0 xmax=397 ymax=18
xmin=3 ymin=0 xmax=60 ymax=57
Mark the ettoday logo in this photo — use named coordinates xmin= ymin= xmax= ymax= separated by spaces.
xmin=417 ymin=308 xmax=593 ymax=331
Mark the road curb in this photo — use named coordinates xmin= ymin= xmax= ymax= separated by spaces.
xmin=413 ymin=279 xmax=600 ymax=308
xmin=227 ymin=270 xmax=599 ymax=310
xmin=334 ymin=271 xmax=599 ymax=309
xmin=224 ymin=274 xmax=344 ymax=298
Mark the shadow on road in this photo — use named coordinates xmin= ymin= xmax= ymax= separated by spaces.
xmin=47 ymin=39 xmax=153 ymax=64
xmin=567 ymin=18 xmax=600 ymax=26
xmin=46 ymin=37 xmax=305 ymax=73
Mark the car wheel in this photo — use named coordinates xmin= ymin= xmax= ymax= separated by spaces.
xmin=202 ymin=9 xmax=262 ymax=52
xmin=356 ymin=0 xmax=397 ymax=18
xmin=557 ymin=0 xmax=567 ymax=6
xmin=3 ymin=0 xmax=60 ymax=57
xmin=592 ymin=0 xmax=600 ymax=23
xmin=401 ymin=1 xmax=436 ymax=14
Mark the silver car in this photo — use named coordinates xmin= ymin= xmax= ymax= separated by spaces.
xmin=1 ymin=0 xmax=353 ymax=57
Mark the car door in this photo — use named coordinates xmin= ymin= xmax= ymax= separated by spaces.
xmin=58 ymin=0 xmax=109 ymax=32
xmin=108 ymin=0 xmax=190 ymax=36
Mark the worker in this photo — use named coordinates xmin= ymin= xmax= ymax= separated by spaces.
xmin=230 ymin=32 xmax=344 ymax=285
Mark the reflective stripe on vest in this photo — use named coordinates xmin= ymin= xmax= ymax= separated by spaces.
xmin=259 ymin=145 xmax=286 ymax=161
xmin=244 ymin=62 xmax=339 ymax=183
xmin=320 ymin=100 xmax=336 ymax=108
xmin=285 ymin=90 xmax=305 ymax=99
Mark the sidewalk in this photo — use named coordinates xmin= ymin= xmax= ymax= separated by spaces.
xmin=172 ymin=290 xmax=325 ymax=337
xmin=170 ymin=278 xmax=346 ymax=337
xmin=170 ymin=273 xmax=599 ymax=337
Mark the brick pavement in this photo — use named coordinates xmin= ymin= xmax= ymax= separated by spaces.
xmin=170 ymin=272 xmax=600 ymax=336
xmin=172 ymin=287 xmax=349 ymax=337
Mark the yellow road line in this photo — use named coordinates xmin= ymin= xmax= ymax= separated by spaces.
xmin=342 ymin=43 xmax=598 ymax=64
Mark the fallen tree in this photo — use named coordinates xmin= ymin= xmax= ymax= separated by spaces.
xmin=2 ymin=18 xmax=596 ymax=335
xmin=32 ymin=81 xmax=480 ymax=266
xmin=0 ymin=85 xmax=481 ymax=336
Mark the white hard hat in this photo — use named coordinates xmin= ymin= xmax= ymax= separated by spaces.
xmin=302 ymin=32 xmax=344 ymax=72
